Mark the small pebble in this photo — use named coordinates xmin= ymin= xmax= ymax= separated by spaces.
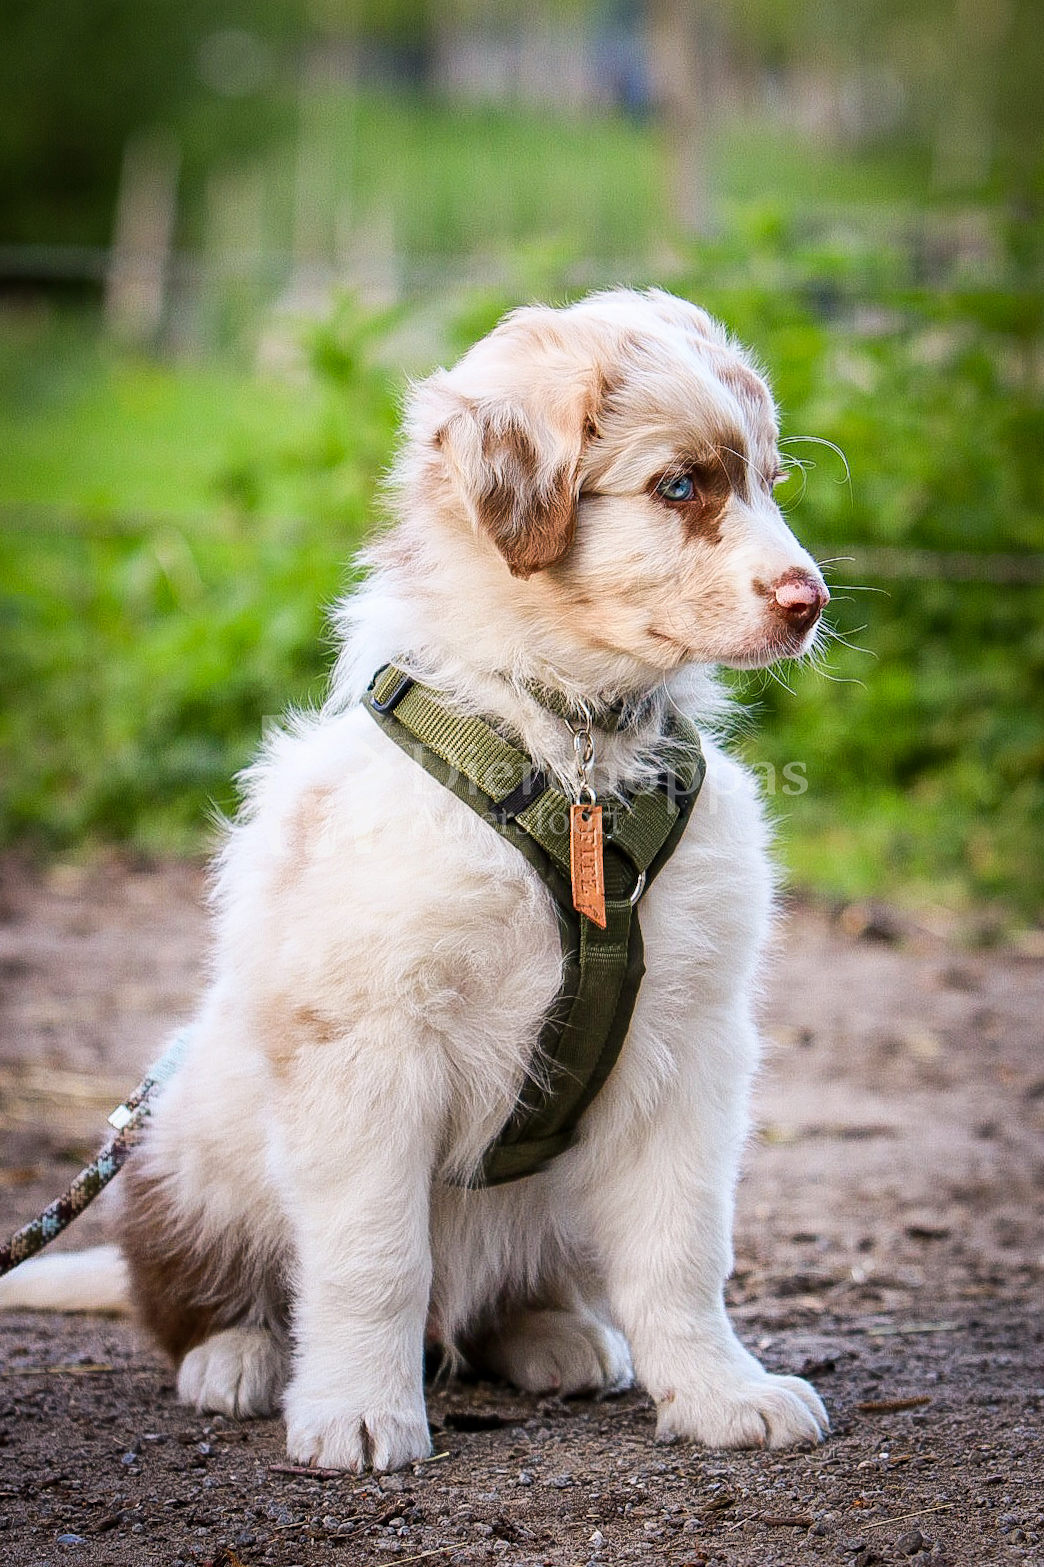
xmin=897 ymin=1529 xmax=925 ymax=1555
xmin=56 ymin=1537 xmax=87 ymax=1548
xmin=842 ymin=1540 xmax=868 ymax=1555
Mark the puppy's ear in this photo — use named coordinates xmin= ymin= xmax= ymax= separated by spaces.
xmin=435 ymin=407 xmax=577 ymax=579
xmin=438 ymin=402 xmax=583 ymax=578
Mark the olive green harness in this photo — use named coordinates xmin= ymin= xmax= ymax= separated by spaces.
xmin=364 ymin=665 xmax=706 ymax=1186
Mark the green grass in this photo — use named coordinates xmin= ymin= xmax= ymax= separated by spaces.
xmin=0 ymin=319 xmax=321 ymax=517
xmin=0 ymin=301 xmax=398 ymax=848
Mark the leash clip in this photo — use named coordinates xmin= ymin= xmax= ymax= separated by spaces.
xmin=570 ymin=702 xmax=597 ymax=805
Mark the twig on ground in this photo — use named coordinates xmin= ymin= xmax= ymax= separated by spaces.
xmin=866 ymin=1322 xmax=959 ymax=1337
xmin=856 ymin=1396 xmax=932 ymax=1412
xmin=864 ymin=1503 xmax=956 ymax=1531
xmin=385 ymin=1545 xmax=457 ymax=1566
xmin=15 ymin=1363 xmax=116 ymax=1375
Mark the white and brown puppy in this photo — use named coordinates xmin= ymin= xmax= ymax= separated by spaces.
xmin=1 ymin=289 xmax=830 ymax=1472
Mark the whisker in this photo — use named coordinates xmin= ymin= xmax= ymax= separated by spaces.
xmin=780 ymin=434 xmax=853 ymax=494
xmin=818 ymin=623 xmax=876 ymax=658
xmin=762 ymin=662 xmax=796 ymax=696
xmin=804 ymin=640 xmax=870 ymax=688
xmin=809 ymin=664 xmax=867 ymax=688
xmin=719 ymin=444 xmax=780 ymax=494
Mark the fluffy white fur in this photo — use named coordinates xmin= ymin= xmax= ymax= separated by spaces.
xmin=0 ymin=289 xmax=831 ymax=1470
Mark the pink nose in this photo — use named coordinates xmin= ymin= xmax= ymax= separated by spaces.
xmin=771 ymin=569 xmax=829 ymax=631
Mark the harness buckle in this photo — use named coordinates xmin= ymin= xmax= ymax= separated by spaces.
xmin=489 ymin=768 xmax=549 ymax=823
xmin=371 ymin=671 xmax=415 ymax=714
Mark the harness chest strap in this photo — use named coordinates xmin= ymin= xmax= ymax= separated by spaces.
xmin=364 ymin=665 xmax=706 ymax=1186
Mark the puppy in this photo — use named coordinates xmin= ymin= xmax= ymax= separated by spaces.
xmin=2 ymin=289 xmax=830 ymax=1471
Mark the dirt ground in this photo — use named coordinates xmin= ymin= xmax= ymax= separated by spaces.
xmin=0 ymin=852 xmax=1041 ymax=1567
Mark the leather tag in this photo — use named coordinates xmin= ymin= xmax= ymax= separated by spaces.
xmin=570 ymin=803 xmax=607 ymax=928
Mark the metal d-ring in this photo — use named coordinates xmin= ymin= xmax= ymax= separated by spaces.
xmin=629 ymin=869 xmax=647 ymax=906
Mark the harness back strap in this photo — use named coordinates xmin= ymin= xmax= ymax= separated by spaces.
xmin=365 ymin=665 xmax=705 ymax=1186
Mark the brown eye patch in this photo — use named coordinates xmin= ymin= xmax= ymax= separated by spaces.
xmin=651 ymin=446 xmax=743 ymax=544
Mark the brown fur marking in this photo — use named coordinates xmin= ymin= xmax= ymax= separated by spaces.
xmin=651 ymin=439 xmax=751 ymax=544
xmin=121 ymin=1153 xmax=288 ymax=1364
xmin=476 ymin=421 xmax=578 ymax=579
xmin=292 ymin=1005 xmax=341 ymax=1045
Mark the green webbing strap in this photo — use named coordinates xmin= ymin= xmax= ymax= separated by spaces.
xmin=364 ymin=665 xmax=705 ymax=1185
xmin=521 ymin=681 xmax=657 ymax=734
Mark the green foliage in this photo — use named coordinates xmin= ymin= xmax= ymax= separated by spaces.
xmin=2 ymin=220 xmax=1042 ymax=916
xmin=0 ymin=303 xmax=398 ymax=851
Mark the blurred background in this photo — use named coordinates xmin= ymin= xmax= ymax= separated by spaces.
xmin=1 ymin=0 xmax=1041 ymax=926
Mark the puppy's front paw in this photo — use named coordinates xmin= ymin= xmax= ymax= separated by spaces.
xmin=177 ymin=1326 xmax=284 ymax=1418
xmin=285 ymin=1397 xmax=432 ymax=1473
xmin=656 ymin=1372 xmax=828 ymax=1451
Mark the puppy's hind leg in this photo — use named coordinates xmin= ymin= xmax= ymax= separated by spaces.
xmin=177 ymin=1325 xmax=286 ymax=1418
xmin=119 ymin=1013 xmax=292 ymax=1420
xmin=121 ymin=1149 xmax=290 ymax=1418
xmin=465 ymin=1293 xmax=633 ymax=1398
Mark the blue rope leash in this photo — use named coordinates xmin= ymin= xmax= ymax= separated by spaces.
xmin=0 ymin=1030 xmax=190 ymax=1278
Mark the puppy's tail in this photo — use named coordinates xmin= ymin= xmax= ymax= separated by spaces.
xmin=0 ymin=1245 xmax=131 ymax=1315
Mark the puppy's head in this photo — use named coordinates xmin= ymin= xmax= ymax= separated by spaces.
xmin=404 ymin=289 xmax=828 ymax=674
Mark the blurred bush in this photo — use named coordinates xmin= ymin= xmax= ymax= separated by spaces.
xmin=1 ymin=239 xmax=1041 ymax=917
xmin=0 ymin=300 xmax=398 ymax=848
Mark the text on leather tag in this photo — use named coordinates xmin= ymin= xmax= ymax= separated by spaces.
xmin=570 ymin=803 xmax=607 ymax=928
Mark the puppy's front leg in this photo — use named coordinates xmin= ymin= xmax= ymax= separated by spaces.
xmin=277 ymin=1035 xmax=440 ymax=1472
xmin=579 ymin=1012 xmax=828 ymax=1450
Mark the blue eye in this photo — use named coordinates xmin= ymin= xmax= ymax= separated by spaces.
xmin=657 ymin=473 xmax=695 ymax=502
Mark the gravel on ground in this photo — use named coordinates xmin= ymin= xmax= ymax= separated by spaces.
xmin=1 ymin=854 xmax=1041 ymax=1567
